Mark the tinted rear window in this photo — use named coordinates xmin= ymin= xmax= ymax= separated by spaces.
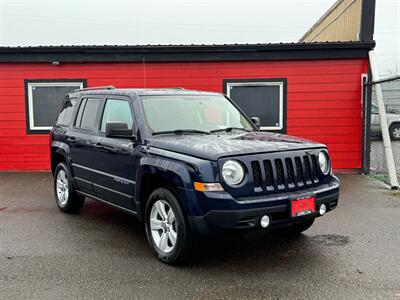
xmin=56 ymin=97 xmax=76 ymax=126
xmin=75 ymin=98 xmax=101 ymax=130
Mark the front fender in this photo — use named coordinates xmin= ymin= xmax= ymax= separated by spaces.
xmin=136 ymin=148 xmax=218 ymax=218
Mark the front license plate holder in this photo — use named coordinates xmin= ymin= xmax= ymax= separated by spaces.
xmin=291 ymin=196 xmax=316 ymax=217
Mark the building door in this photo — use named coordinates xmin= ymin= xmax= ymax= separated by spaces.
xmin=224 ymin=79 xmax=287 ymax=133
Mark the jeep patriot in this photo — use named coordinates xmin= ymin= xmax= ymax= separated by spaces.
xmin=50 ymin=87 xmax=340 ymax=264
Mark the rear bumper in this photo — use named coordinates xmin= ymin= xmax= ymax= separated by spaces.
xmin=187 ymin=176 xmax=339 ymax=235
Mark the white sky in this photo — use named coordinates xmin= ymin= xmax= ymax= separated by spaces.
xmin=0 ymin=0 xmax=398 ymax=75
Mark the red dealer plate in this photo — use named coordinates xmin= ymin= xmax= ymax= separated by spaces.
xmin=291 ymin=196 xmax=315 ymax=217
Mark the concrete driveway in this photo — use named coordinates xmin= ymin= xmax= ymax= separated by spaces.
xmin=0 ymin=173 xmax=399 ymax=299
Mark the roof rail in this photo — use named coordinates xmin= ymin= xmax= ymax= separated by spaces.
xmin=74 ymin=86 xmax=115 ymax=92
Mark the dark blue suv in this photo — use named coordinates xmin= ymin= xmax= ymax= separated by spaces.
xmin=50 ymin=87 xmax=339 ymax=264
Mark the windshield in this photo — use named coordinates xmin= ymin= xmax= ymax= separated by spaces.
xmin=141 ymin=95 xmax=255 ymax=134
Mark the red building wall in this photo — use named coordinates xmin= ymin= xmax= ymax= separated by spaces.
xmin=0 ymin=58 xmax=368 ymax=171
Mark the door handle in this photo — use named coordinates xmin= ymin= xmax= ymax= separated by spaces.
xmin=92 ymin=143 xmax=103 ymax=149
xmin=102 ymin=145 xmax=117 ymax=152
xmin=67 ymin=136 xmax=76 ymax=143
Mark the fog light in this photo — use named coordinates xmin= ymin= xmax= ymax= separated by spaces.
xmin=260 ymin=215 xmax=270 ymax=228
xmin=319 ymin=204 xmax=327 ymax=216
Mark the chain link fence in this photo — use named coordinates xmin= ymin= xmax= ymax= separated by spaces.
xmin=369 ymin=76 xmax=400 ymax=185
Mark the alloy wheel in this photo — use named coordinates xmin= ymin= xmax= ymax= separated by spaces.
xmin=149 ymin=200 xmax=177 ymax=253
xmin=56 ymin=169 xmax=69 ymax=206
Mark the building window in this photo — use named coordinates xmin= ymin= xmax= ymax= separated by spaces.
xmin=25 ymin=79 xmax=86 ymax=133
xmin=223 ymin=78 xmax=287 ymax=132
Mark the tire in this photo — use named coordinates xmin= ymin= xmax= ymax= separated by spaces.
xmin=145 ymin=188 xmax=192 ymax=264
xmin=390 ymin=124 xmax=400 ymax=140
xmin=53 ymin=162 xmax=85 ymax=213
xmin=276 ymin=217 xmax=315 ymax=236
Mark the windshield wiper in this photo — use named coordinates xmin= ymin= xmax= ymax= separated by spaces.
xmin=210 ymin=127 xmax=251 ymax=133
xmin=152 ymin=129 xmax=211 ymax=136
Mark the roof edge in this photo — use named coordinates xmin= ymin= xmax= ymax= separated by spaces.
xmin=0 ymin=41 xmax=375 ymax=63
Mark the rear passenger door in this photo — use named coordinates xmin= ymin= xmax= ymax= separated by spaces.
xmin=68 ymin=97 xmax=103 ymax=194
xmin=90 ymin=97 xmax=137 ymax=209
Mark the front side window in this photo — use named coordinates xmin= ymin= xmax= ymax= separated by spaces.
xmin=75 ymin=98 xmax=101 ymax=130
xmin=24 ymin=80 xmax=86 ymax=133
xmin=100 ymin=99 xmax=133 ymax=132
xmin=141 ymin=95 xmax=254 ymax=133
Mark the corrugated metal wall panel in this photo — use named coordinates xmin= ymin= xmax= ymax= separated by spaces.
xmin=0 ymin=59 xmax=368 ymax=171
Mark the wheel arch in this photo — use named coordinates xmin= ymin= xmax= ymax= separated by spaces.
xmin=135 ymin=157 xmax=199 ymax=221
xmin=50 ymin=141 xmax=72 ymax=175
xmin=389 ymin=121 xmax=400 ymax=130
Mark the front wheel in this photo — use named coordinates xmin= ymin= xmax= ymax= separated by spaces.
xmin=390 ymin=124 xmax=400 ymax=140
xmin=145 ymin=188 xmax=192 ymax=264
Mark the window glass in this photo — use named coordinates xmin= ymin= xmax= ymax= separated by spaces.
xmin=100 ymin=99 xmax=133 ymax=132
xmin=25 ymin=80 xmax=85 ymax=132
xmin=78 ymin=98 xmax=100 ymax=130
xmin=372 ymin=104 xmax=378 ymax=114
xmin=141 ymin=95 xmax=253 ymax=133
xmin=74 ymin=98 xmax=87 ymax=127
xmin=228 ymin=83 xmax=283 ymax=130
xmin=56 ymin=97 xmax=76 ymax=126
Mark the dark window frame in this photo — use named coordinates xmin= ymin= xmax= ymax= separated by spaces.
xmin=24 ymin=79 xmax=87 ymax=134
xmin=223 ymin=78 xmax=287 ymax=133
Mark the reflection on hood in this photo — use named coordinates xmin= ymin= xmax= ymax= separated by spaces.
xmin=147 ymin=131 xmax=325 ymax=160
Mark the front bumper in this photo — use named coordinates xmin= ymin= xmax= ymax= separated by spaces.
xmin=187 ymin=176 xmax=339 ymax=235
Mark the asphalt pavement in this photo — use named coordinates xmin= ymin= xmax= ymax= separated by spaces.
xmin=0 ymin=173 xmax=399 ymax=299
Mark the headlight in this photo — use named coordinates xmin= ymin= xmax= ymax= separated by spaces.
xmin=222 ymin=160 xmax=244 ymax=186
xmin=318 ymin=151 xmax=331 ymax=175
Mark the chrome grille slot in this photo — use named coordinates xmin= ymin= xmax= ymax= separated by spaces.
xmin=263 ymin=160 xmax=274 ymax=189
xmin=274 ymin=159 xmax=285 ymax=189
xmin=251 ymin=161 xmax=262 ymax=188
xmin=303 ymin=155 xmax=312 ymax=184
xmin=311 ymin=155 xmax=320 ymax=183
xmin=285 ymin=158 xmax=295 ymax=188
xmin=295 ymin=157 xmax=304 ymax=186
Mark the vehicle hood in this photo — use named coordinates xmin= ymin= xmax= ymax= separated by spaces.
xmin=147 ymin=131 xmax=326 ymax=161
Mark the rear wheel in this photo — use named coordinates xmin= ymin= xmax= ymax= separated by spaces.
xmin=145 ymin=188 xmax=192 ymax=264
xmin=276 ymin=217 xmax=315 ymax=236
xmin=54 ymin=162 xmax=85 ymax=213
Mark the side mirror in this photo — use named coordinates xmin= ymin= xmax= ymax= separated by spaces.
xmin=105 ymin=122 xmax=135 ymax=140
xmin=250 ymin=117 xmax=261 ymax=129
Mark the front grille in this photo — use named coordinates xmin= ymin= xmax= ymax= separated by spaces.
xmin=250 ymin=153 xmax=321 ymax=192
